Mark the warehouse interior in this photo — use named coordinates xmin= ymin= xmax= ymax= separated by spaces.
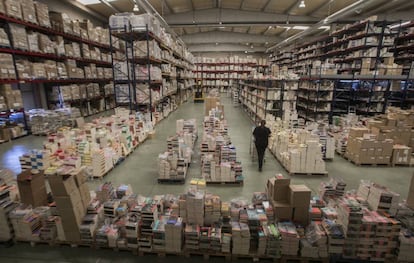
xmin=0 ymin=0 xmax=414 ymax=262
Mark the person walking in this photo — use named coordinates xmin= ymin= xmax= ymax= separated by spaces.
xmin=253 ymin=120 xmax=271 ymax=172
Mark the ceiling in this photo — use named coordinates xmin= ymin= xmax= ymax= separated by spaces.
xmin=67 ymin=0 xmax=414 ymax=53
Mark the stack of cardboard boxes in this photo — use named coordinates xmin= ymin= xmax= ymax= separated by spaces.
xmin=0 ymin=84 xmax=23 ymax=110
xmin=345 ymin=127 xmax=394 ymax=165
xmin=266 ymin=174 xmax=311 ymax=226
xmin=17 ymin=170 xmax=48 ymax=208
xmin=344 ymin=109 xmax=414 ymax=165
xmin=407 ymin=174 xmax=414 ymax=210
xmin=48 ymin=169 xmax=90 ymax=242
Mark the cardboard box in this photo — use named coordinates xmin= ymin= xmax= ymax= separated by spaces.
xmin=349 ymin=127 xmax=370 ymax=138
xmin=78 ymin=183 xmax=91 ymax=209
xmin=272 ymin=201 xmax=293 ymax=221
xmin=293 ymin=206 xmax=309 ymax=226
xmin=21 ymin=0 xmax=37 ymax=24
xmin=273 ymin=176 xmax=291 ymax=202
xmin=4 ymin=0 xmax=22 ymax=19
xmin=48 ymin=174 xmax=78 ymax=196
xmin=391 ymin=146 xmax=412 ymax=165
xmin=54 ymin=189 xmax=82 ymax=209
xmin=34 ymin=2 xmax=51 ymax=28
xmin=289 ymin=184 xmax=311 ymax=207
xmin=407 ymin=174 xmax=414 ymax=209
xmin=73 ymin=168 xmax=87 ymax=187
xmin=17 ymin=170 xmax=48 ymax=207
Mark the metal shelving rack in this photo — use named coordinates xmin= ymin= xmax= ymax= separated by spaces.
xmin=0 ymin=12 xmax=116 ymax=123
xmin=239 ymin=79 xmax=296 ymax=124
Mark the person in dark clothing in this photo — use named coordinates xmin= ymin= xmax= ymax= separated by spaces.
xmin=253 ymin=120 xmax=271 ymax=172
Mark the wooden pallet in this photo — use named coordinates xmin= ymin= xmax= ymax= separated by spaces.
xmin=157 ymin=178 xmax=186 ymax=184
xmin=342 ymin=155 xmax=391 ymax=167
xmin=206 ymin=181 xmax=244 ymax=186
xmin=15 ymin=239 xmax=54 ymax=247
xmin=289 ymin=172 xmax=328 ymax=177
xmin=391 ymin=163 xmax=413 ymax=167
xmin=0 ymin=239 xmax=14 ymax=248
xmin=232 ymin=253 xmax=280 ymax=262
xmin=184 ymin=249 xmax=231 ymax=261
xmin=280 ymin=255 xmax=329 ymax=263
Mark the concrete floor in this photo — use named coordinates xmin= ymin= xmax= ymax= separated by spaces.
xmin=0 ymin=95 xmax=412 ymax=262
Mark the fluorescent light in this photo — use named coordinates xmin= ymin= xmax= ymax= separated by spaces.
xmin=77 ymin=0 xmax=116 ymax=5
xmin=318 ymin=26 xmax=330 ymax=30
xmin=245 ymin=51 xmax=248 ymax=53
xmin=390 ymin=21 xmax=410 ymax=29
xmin=293 ymin=26 xmax=310 ymax=30
xmin=218 ymin=26 xmax=225 ymax=29
xmin=299 ymin=0 xmax=306 ymax=8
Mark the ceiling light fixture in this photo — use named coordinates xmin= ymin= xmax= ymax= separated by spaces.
xmin=244 ymin=51 xmax=248 ymax=54
xmin=299 ymin=0 xmax=306 ymax=8
xmin=133 ymin=1 xmax=139 ymax=12
xmin=390 ymin=21 xmax=410 ymax=29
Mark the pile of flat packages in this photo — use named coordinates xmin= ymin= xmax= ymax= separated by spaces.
xmin=200 ymin=99 xmax=243 ymax=183
xmin=157 ymin=119 xmax=197 ymax=181
xmin=5 ymin=164 xmax=414 ymax=262
xmin=26 ymin=108 xmax=82 ymax=135
xmin=19 ymin=108 xmax=154 ymax=178
xmin=267 ymin=124 xmax=328 ymax=174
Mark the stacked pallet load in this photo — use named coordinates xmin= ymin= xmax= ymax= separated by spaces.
xmin=200 ymin=106 xmax=243 ymax=184
xmin=0 ymin=169 xmax=18 ymax=243
xmin=340 ymin=108 xmax=414 ymax=166
xmin=19 ymin=110 xmax=153 ymax=179
xmin=268 ymin=127 xmax=327 ymax=175
xmin=3 ymin=171 xmax=414 ymax=261
xmin=157 ymin=119 xmax=197 ymax=183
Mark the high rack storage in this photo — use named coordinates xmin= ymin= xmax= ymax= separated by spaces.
xmin=271 ymin=17 xmax=414 ymax=122
xmin=0 ymin=10 xmax=116 ymax=119
xmin=109 ymin=13 xmax=194 ymax=122
xmin=239 ymin=79 xmax=298 ymax=124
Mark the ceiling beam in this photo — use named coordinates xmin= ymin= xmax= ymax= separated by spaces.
xmin=285 ymin=0 xmax=301 ymax=15
xmin=165 ymin=8 xmax=322 ymax=26
xmin=188 ymin=43 xmax=266 ymax=53
xmin=239 ymin=0 xmax=245 ymax=9
xmin=164 ymin=0 xmax=175 ymax=14
xmin=189 ymin=0 xmax=195 ymax=10
xmin=360 ymin=0 xmax=403 ymax=17
xmin=61 ymin=0 xmax=107 ymax=23
xmin=394 ymin=1 xmax=414 ymax=12
xmin=262 ymin=0 xmax=272 ymax=12
xmin=99 ymin=0 xmax=121 ymax=13
xmin=162 ymin=0 xmax=173 ymax=14
xmin=180 ymin=31 xmax=282 ymax=44
xmin=308 ymin=0 xmax=331 ymax=17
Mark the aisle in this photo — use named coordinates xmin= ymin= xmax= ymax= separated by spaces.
xmin=88 ymin=95 xmax=288 ymax=200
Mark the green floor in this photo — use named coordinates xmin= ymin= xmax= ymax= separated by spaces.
xmin=0 ymin=95 xmax=412 ymax=262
